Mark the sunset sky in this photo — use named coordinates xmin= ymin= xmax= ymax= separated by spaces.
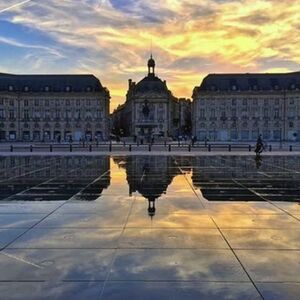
xmin=0 ymin=0 xmax=300 ymax=111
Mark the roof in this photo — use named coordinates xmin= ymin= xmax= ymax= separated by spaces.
xmin=198 ymin=72 xmax=300 ymax=92
xmin=0 ymin=73 xmax=105 ymax=93
xmin=134 ymin=74 xmax=168 ymax=93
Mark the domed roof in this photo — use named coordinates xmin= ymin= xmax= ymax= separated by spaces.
xmin=135 ymin=75 xmax=168 ymax=93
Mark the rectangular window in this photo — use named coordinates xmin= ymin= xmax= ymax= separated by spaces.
xmin=45 ymin=100 xmax=49 ymax=106
xmin=24 ymin=110 xmax=29 ymax=120
xmin=263 ymin=108 xmax=268 ymax=117
xmin=199 ymin=109 xmax=205 ymax=118
xmin=9 ymin=110 xmax=15 ymax=120
xmin=241 ymin=130 xmax=249 ymax=140
xmin=273 ymin=130 xmax=281 ymax=140
xmin=0 ymin=109 xmax=4 ymax=119
xmin=274 ymin=108 xmax=280 ymax=118
xmin=24 ymin=100 xmax=29 ymax=106
xmin=9 ymin=100 xmax=14 ymax=106
xmin=230 ymin=130 xmax=238 ymax=140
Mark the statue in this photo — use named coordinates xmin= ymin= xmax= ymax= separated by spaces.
xmin=142 ymin=100 xmax=150 ymax=118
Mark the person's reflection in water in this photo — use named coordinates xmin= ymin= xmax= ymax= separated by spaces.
xmin=255 ymin=154 xmax=262 ymax=169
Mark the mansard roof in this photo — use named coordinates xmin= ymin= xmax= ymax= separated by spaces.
xmin=134 ymin=74 xmax=169 ymax=93
xmin=0 ymin=73 xmax=106 ymax=93
xmin=198 ymin=72 xmax=300 ymax=92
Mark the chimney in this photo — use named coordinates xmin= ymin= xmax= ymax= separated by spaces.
xmin=128 ymin=79 xmax=132 ymax=88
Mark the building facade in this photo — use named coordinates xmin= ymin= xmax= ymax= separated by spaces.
xmin=112 ymin=56 xmax=184 ymax=139
xmin=0 ymin=73 xmax=110 ymax=142
xmin=193 ymin=72 xmax=300 ymax=142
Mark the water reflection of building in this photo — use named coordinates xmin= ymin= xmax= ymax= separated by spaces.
xmin=191 ymin=156 xmax=300 ymax=202
xmin=114 ymin=156 xmax=180 ymax=217
xmin=0 ymin=156 xmax=110 ymax=201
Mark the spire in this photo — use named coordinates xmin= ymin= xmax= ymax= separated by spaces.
xmin=147 ymin=54 xmax=155 ymax=76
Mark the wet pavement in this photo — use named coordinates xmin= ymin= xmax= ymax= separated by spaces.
xmin=0 ymin=155 xmax=299 ymax=299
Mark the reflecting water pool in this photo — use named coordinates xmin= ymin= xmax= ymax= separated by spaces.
xmin=0 ymin=155 xmax=299 ymax=299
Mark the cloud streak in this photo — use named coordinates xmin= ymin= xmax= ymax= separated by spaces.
xmin=0 ymin=0 xmax=33 ymax=14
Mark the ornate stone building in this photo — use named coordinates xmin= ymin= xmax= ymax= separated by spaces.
xmin=192 ymin=72 xmax=300 ymax=142
xmin=0 ymin=73 xmax=110 ymax=142
xmin=112 ymin=56 xmax=183 ymax=139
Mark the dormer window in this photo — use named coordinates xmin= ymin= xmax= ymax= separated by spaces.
xmin=8 ymin=85 xmax=13 ymax=91
xmin=274 ymin=85 xmax=279 ymax=90
xmin=24 ymin=86 xmax=29 ymax=92
xmin=210 ymin=85 xmax=216 ymax=91
xmin=253 ymin=85 xmax=258 ymax=90
xmin=86 ymin=86 xmax=92 ymax=92
xmin=65 ymin=86 xmax=71 ymax=92
xmin=45 ymin=86 xmax=50 ymax=92
xmin=290 ymin=84 xmax=296 ymax=90
xmin=232 ymin=85 xmax=237 ymax=91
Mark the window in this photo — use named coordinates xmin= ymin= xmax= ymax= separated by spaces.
xmin=34 ymin=99 xmax=39 ymax=106
xmin=232 ymin=108 xmax=237 ymax=117
xmin=8 ymin=85 xmax=13 ymax=91
xmin=289 ymin=122 xmax=294 ymax=128
xmin=66 ymin=100 xmax=70 ymax=106
xmin=24 ymin=86 xmax=29 ymax=92
xmin=0 ymin=99 xmax=3 ymax=105
xmin=96 ymin=109 xmax=102 ymax=120
xmin=0 ymin=109 xmax=4 ymax=119
xmin=210 ymin=109 xmax=215 ymax=118
xmin=65 ymin=86 xmax=71 ymax=92
xmin=24 ymin=110 xmax=29 ymax=120
xmin=75 ymin=110 xmax=80 ymax=119
xmin=9 ymin=110 xmax=15 ymax=120
xmin=243 ymin=99 xmax=247 ymax=105
xmin=241 ymin=130 xmax=249 ymax=140
xmin=66 ymin=110 xmax=72 ymax=119
xmin=55 ymin=110 xmax=60 ymax=119
xmin=230 ymin=130 xmax=238 ymax=140
xmin=232 ymin=99 xmax=236 ymax=106
xmin=199 ymin=109 xmax=205 ymax=118
xmin=9 ymin=100 xmax=14 ymax=106
xmin=45 ymin=110 xmax=50 ymax=119
xmin=263 ymin=108 xmax=268 ymax=117
xmin=274 ymin=108 xmax=280 ymax=118
xmin=273 ymin=130 xmax=281 ymax=140
xmin=87 ymin=100 xmax=91 ymax=106
xmin=24 ymin=100 xmax=29 ymax=106
xmin=221 ymin=109 xmax=226 ymax=118
xmin=263 ymin=130 xmax=271 ymax=140
xmin=45 ymin=86 xmax=50 ymax=92
xmin=45 ymin=100 xmax=49 ymax=106
xmin=76 ymin=100 xmax=80 ymax=107
xmin=288 ymin=110 xmax=295 ymax=118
